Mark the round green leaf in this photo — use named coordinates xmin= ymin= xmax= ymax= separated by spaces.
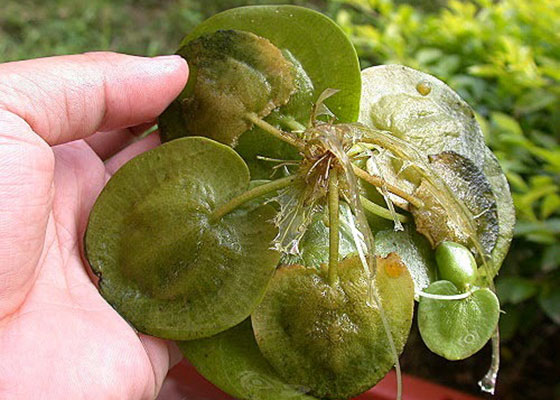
xmin=160 ymin=5 xmax=361 ymax=178
xmin=252 ymin=255 xmax=414 ymax=399
xmin=418 ymin=281 xmax=500 ymax=360
xmin=538 ymin=285 xmax=560 ymax=324
xmin=359 ymin=65 xmax=514 ymax=277
xmin=160 ymin=29 xmax=295 ymax=146
xmin=85 ymin=137 xmax=280 ymax=340
xmin=179 ymin=320 xmax=317 ymax=400
xmin=435 ymin=241 xmax=477 ymax=290
xmin=181 ymin=5 xmax=360 ymax=124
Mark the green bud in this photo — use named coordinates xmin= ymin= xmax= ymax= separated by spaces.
xmin=435 ymin=241 xmax=477 ymax=289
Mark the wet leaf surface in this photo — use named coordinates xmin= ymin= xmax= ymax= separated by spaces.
xmin=160 ymin=29 xmax=295 ymax=146
xmin=412 ymin=151 xmax=499 ymax=256
xmin=252 ymin=255 xmax=414 ymax=399
xmin=359 ymin=65 xmax=514 ymax=276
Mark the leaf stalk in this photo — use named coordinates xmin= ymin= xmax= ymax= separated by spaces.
xmin=352 ymin=165 xmax=424 ymax=208
xmin=328 ymin=168 xmax=340 ymax=285
xmin=211 ymin=175 xmax=296 ymax=222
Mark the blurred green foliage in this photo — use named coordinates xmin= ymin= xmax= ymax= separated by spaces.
xmin=1 ymin=0 xmax=559 ymax=339
xmin=0 ymin=0 xmax=320 ymax=61
xmin=326 ymin=0 xmax=560 ymax=339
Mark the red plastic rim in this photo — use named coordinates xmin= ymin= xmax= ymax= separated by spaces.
xmin=157 ymin=359 xmax=482 ymax=400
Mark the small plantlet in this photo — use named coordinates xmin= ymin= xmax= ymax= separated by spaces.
xmin=85 ymin=5 xmax=515 ymax=399
xmin=418 ymin=281 xmax=500 ymax=361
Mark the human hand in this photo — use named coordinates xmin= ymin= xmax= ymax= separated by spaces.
xmin=0 ymin=52 xmax=188 ymax=399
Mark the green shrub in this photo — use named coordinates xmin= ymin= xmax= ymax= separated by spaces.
xmin=326 ymin=0 xmax=560 ymax=336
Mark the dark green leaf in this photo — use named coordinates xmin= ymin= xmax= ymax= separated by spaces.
xmin=497 ymin=277 xmax=538 ymax=305
xmin=514 ymin=219 xmax=560 ymax=236
xmin=538 ymin=285 xmax=560 ymax=324
xmin=85 ymin=137 xmax=280 ymax=340
xmin=542 ymin=245 xmax=560 ymax=272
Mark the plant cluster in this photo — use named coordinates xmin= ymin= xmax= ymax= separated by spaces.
xmin=85 ymin=5 xmax=515 ymax=399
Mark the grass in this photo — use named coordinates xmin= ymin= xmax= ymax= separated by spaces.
xmin=0 ymin=0 xmax=322 ymax=62
xmin=1 ymin=0 xmax=201 ymax=61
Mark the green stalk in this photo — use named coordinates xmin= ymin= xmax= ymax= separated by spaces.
xmin=211 ymin=176 xmax=295 ymax=222
xmin=360 ymin=195 xmax=409 ymax=223
xmin=328 ymin=169 xmax=340 ymax=286
xmin=352 ymin=164 xmax=424 ymax=208
xmin=245 ymin=113 xmax=305 ymax=150
xmin=277 ymin=115 xmax=307 ymax=132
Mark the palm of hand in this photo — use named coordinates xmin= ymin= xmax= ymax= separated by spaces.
xmin=0 ymin=53 xmax=187 ymax=399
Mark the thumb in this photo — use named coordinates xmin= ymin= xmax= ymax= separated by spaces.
xmin=0 ymin=52 xmax=187 ymax=319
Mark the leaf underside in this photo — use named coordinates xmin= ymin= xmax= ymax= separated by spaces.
xmin=85 ymin=137 xmax=280 ymax=340
xmin=418 ymin=280 xmax=500 ymax=360
xmin=359 ymin=65 xmax=514 ymax=277
xmin=252 ymin=255 xmax=414 ymax=399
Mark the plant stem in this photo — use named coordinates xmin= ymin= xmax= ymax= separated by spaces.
xmin=277 ymin=115 xmax=307 ymax=132
xmin=210 ymin=176 xmax=295 ymax=222
xmin=360 ymin=195 xmax=409 ymax=223
xmin=245 ymin=113 xmax=305 ymax=150
xmin=328 ymin=168 xmax=340 ymax=286
xmin=352 ymin=165 xmax=424 ymax=208
xmin=479 ymin=329 xmax=500 ymax=394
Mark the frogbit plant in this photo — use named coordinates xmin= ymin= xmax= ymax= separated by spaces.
xmin=84 ymin=5 xmax=515 ymax=400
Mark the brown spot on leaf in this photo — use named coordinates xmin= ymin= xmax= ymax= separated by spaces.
xmin=379 ymin=252 xmax=406 ymax=278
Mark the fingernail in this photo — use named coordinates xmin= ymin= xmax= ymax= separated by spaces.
xmin=152 ymin=55 xmax=188 ymax=74
xmin=153 ymin=55 xmax=184 ymax=63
